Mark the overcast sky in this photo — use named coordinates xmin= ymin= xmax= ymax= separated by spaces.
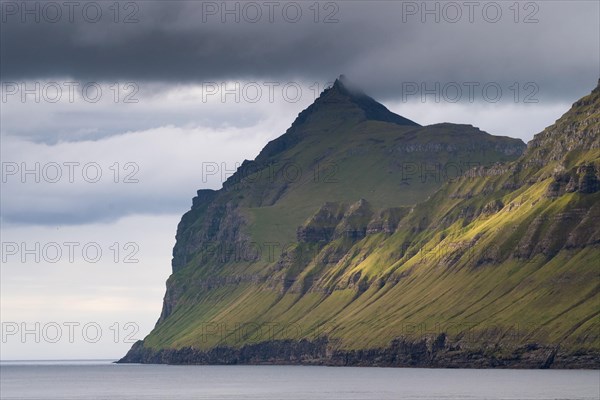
xmin=1 ymin=0 xmax=599 ymax=360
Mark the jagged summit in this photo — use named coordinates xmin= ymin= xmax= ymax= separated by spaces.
xmin=256 ymin=75 xmax=419 ymax=163
xmin=329 ymin=74 xmax=357 ymax=94
xmin=288 ymin=75 xmax=419 ymax=130
xmin=332 ymin=74 xmax=349 ymax=89
xmin=318 ymin=75 xmax=420 ymax=127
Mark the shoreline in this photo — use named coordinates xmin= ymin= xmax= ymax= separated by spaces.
xmin=118 ymin=337 xmax=600 ymax=369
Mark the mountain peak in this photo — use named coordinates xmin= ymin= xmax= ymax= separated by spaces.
xmin=255 ymin=76 xmax=419 ymax=164
xmin=310 ymin=75 xmax=420 ymax=127
xmin=328 ymin=74 xmax=366 ymax=99
xmin=331 ymin=74 xmax=349 ymax=91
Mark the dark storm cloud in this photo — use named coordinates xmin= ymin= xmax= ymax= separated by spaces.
xmin=1 ymin=1 xmax=366 ymax=80
xmin=1 ymin=0 xmax=599 ymax=101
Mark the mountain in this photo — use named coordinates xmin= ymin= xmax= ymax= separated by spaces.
xmin=120 ymin=78 xmax=599 ymax=368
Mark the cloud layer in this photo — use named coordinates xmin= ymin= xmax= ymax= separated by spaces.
xmin=2 ymin=1 xmax=598 ymax=100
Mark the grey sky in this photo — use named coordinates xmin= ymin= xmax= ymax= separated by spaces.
xmin=1 ymin=1 xmax=598 ymax=100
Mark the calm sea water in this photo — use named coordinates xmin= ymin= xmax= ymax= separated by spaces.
xmin=0 ymin=360 xmax=598 ymax=400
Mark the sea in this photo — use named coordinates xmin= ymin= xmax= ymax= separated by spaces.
xmin=1 ymin=360 xmax=598 ymax=400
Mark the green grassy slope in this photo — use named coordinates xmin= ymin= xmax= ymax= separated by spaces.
xmin=128 ymin=79 xmax=599 ymax=364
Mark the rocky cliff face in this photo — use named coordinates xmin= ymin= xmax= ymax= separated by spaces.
xmin=525 ymin=80 xmax=600 ymax=167
xmin=121 ymin=336 xmax=599 ymax=369
xmin=121 ymin=78 xmax=599 ymax=368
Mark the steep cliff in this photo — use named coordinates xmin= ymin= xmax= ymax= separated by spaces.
xmin=120 ymin=78 xmax=599 ymax=368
